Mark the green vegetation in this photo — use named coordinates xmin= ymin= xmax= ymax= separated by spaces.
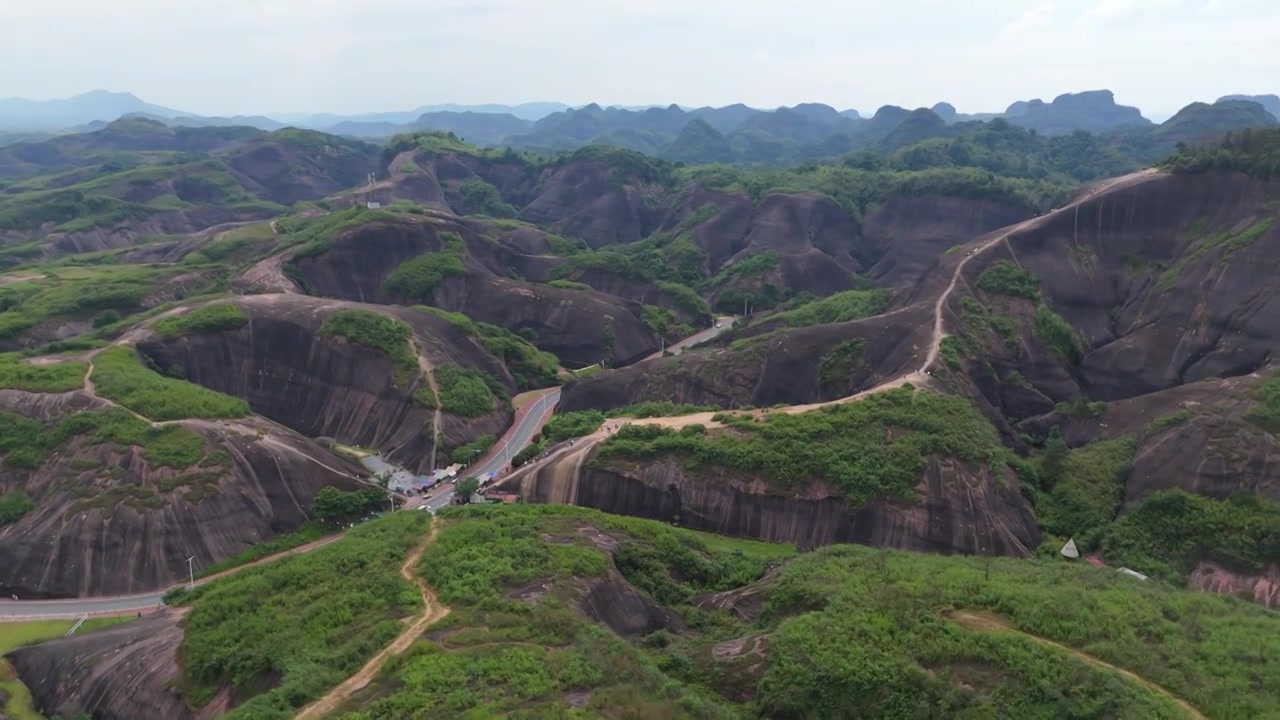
xmin=543 ymin=233 xmax=589 ymax=256
xmin=176 ymin=511 xmax=429 ymax=719
xmin=335 ymin=504 xmax=1280 ymax=719
xmin=976 ymin=260 xmax=1040 ymax=300
xmin=415 ymin=306 xmax=558 ymax=391
xmin=1157 ymin=217 xmax=1278 ymax=291
xmin=339 ymin=505 xmax=783 ymax=718
xmin=1 ymin=617 xmax=131 ymax=720
xmin=543 ymin=410 xmax=605 ymax=441
xmin=640 ymin=304 xmax=694 ymax=340
xmin=321 ymin=309 xmax=416 ymax=368
xmin=0 ymin=490 xmax=34 ymax=526
xmin=0 ymin=263 xmax=174 ymax=341
xmin=451 ymin=434 xmax=496 ymax=465
xmin=773 ymin=288 xmax=891 ymax=328
xmin=1055 ymin=395 xmax=1106 ymax=419
xmin=319 ymin=309 xmax=437 ymax=406
xmin=198 ymin=523 xmax=330 ymax=578
xmin=0 ymin=407 xmax=210 ymax=471
xmin=435 ymin=364 xmax=504 ymax=417
xmin=0 ymin=353 xmax=86 ymax=392
xmin=1036 ymin=436 xmax=1135 ymax=543
xmin=1159 ymin=126 xmax=1280 ymax=178
xmin=818 ymin=337 xmax=868 ymax=388
xmin=705 ymin=252 xmax=779 ymax=287
xmin=1101 ymin=490 xmax=1280 ymax=581
xmin=92 ymin=346 xmax=249 ymax=421
xmin=1146 ymin=409 xmax=1192 ymax=433
xmin=680 ymin=162 xmax=1070 ymax=217
xmin=511 ymin=438 xmax=547 ymax=467
xmin=606 ymin=401 xmax=720 ymax=418
xmin=459 ymin=177 xmax=517 ymax=218
xmin=382 ymin=232 xmax=467 ymax=301
xmin=1246 ymin=372 xmax=1280 ymax=432
xmin=545 ymin=279 xmax=592 ymax=291
xmin=657 ymin=281 xmax=713 ymax=323
xmin=152 ymin=303 xmax=248 ymax=339
xmin=283 ymin=206 xmax=400 ymax=260
xmin=598 ymin=386 xmax=1007 ymax=506
xmin=1033 ymin=305 xmax=1082 ymax=364
xmin=312 ymin=486 xmax=390 ymax=525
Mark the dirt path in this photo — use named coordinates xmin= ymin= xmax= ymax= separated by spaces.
xmin=503 ymin=170 xmax=1166 ymax=482
xmin=415 ymin=350 xmax=444 ymax=470
xmin=293 ymin=522 xmax=450 ymax=720
xmin=948 ymin=610 xmax=1206 ymax=720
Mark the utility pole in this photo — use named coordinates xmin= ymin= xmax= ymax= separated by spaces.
xmin=186 ymin=556 xmax=195 ymax=590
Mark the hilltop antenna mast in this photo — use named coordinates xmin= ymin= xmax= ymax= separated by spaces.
xmin=364 ymin=172 xmax=381 ymax=209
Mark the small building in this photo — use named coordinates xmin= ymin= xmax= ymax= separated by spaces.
xmin=366 ymin=201 xmax=381 ymax=209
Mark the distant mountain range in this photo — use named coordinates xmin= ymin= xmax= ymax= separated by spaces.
xmin=3 ymin=89 xmax=1279 ymax=164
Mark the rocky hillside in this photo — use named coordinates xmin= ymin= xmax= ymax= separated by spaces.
xmin=12 ymin=506 xmax=1279 ymax=719
xmin=0 ymin=122 xmax=379 ymax=257
xmin=504 ymin=149 xmax=1280 ymax=604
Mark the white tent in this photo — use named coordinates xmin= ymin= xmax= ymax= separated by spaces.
xmin=1060 ymin=538 xmax=1080 ymax=559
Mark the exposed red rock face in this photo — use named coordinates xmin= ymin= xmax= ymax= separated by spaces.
xmin=0 ymin=389 xmax=364 ymax=598
xmin=507 ymin=451 xmax=1040 ymax=558
xmin=1189 ymin=561 xmax=1280 ymax=609
xmin=6 ymin=609 xmax=197 ymax=720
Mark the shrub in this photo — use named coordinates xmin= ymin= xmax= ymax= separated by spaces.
xmin=977 ymin=260 xmax=1041 ymax=300
xmin=775 ymin=289 xmax=891 ymax=328
xmin=597 ymin=387 xmax=1007 ymax=506
xmin=543 ymin=411 xmax=605 ymax=441
xmin=383 ymin=233 xmax=466 ymax=301
xmin=152 ymin=303 xmax=248 ymax=339
xmin=436 ymin=364 xmax=500 ymax=417
xmin=92 ymin=347 xmax=249 ymax=421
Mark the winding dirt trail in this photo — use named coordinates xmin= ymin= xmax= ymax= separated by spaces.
xmin=505 ymin=170 xmax=1165 ymax=480
xmin=294 ymin=522 xmax=450 ymax=720
xmin=948 ymin=610 xmax=1206 ymax=719
xmin=415 ymin=350 xmax=445 ymax=470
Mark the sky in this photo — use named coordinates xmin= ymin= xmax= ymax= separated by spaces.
xmin=1 ymin=0 xmax=1277 ymax=119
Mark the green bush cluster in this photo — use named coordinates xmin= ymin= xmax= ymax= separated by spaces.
xmin=92 ymin=347 xmax=249 ymax=421
xmin=543 ymin=410 xmax=605 ymax=441
xmin=416 ymin=306 xmax=558 ymax=391
xmin=606 ymin=401 xmax=720 ymax=418
xmin=775 ymin=288 xmax=891 ymax=328
xmin=331 ymin=504 xmax=1280 ymax=719
xmin=458 ymin=178 xmax=517 ymax=218
xmin=0 ymin=352 xmax=87 ymax=392
xmin=451 ymin=434 xmax=496 ymax=465
xmin=976 ymin=260 xmax=1041 ymax=300
xmin=284 ymin=206 xmax=400 ymax=260
xmin=435 ymin=364 xmax=503 ymax=417
xmin=1100 ymin=490 xmax=1280 ymax=580
xmin=382 ymin=233 xmax=467 ymax=301
xmin=0 ymin=490 xmax=34 ymax=526
xmin=597 ymin=386 xmax=1007 ymax=506
xmin=0 ymin=407 xmax=208 ymax=470
xmin=152 ymin=303 xmax=248 ymax=339
xmin=176 ymin=511 xmax=430 ymax=718
xmin=334 ymin=505 xmax=779 ymax=718
xmin=321 ymin=309 xmax=415 ymax=367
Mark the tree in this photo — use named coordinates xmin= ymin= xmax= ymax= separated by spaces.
xmin=456 ymin=476 xmax=480 ymax=502
xmin=313 ymin=486 xmax=387 ymax=525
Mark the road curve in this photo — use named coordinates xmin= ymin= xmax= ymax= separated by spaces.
xmin=1 ymin=174 xmax=1155 ymax=620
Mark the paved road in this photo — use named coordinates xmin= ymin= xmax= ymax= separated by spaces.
xmin=0 ymin=321 xmax=720 ymax=618
xmin=644 ymin=316 xmax=737 ymax=360
xmin=422 ymin=387 xmax=561 ymax=511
